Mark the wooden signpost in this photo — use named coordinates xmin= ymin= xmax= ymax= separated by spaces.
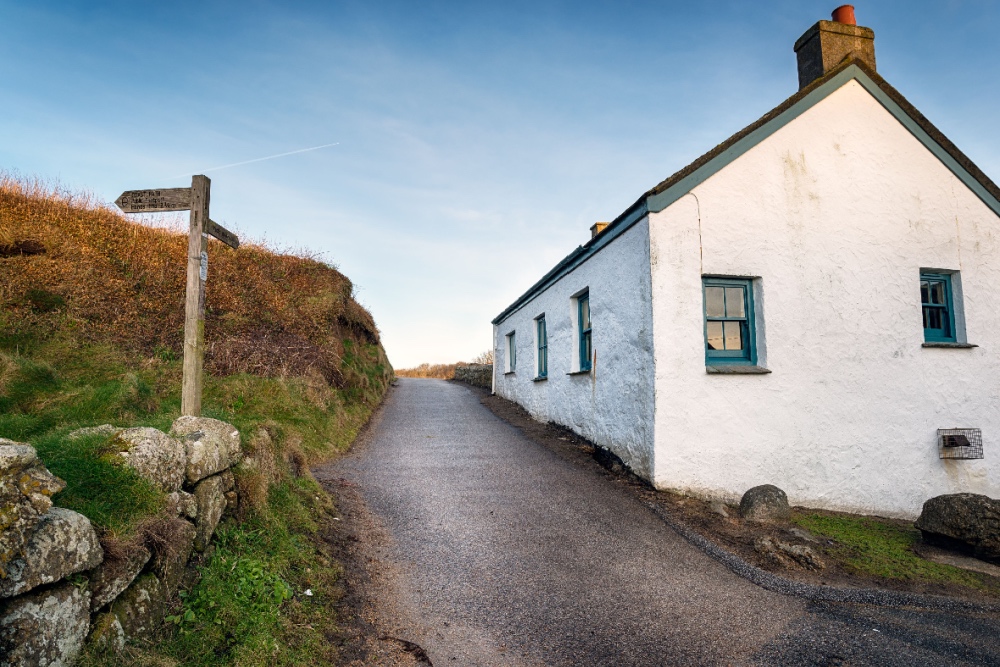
xmin=116 ymin=175 xmax=239 ymax=417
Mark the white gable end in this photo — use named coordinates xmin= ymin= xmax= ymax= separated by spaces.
xmin=649 ymin=77 xmax=1000 ymax=517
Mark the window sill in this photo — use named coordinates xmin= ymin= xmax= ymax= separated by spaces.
xmin=566 ymin=369 xmax=592 ymax=376
xmin=706 ymin=365 xmax=771 ymax=375
xmin=504 ymin=371 xmax=516 ymax=376
xmin=922 ymin=342 xmax=978 ymax=349
xmin=532 ymin=375 xmax=548 ymax=382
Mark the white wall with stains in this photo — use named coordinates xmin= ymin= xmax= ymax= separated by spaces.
xmin=649 ymin=79 xmax=1000 ymax=518
xmin=493 ymin=219 xmax=657 ymax=478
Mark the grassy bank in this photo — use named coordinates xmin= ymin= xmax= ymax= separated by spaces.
xmin=792 ymin=512 xmax=1000 ymax=592
xmin=0 ymin=177 xmax=393 ymax=664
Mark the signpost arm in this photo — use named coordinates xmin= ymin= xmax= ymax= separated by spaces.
xmin=181 ymin=175 xmax=210 ymax=416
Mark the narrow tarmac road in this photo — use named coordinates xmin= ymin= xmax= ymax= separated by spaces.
xmin=319 ymin=378 xmax=1000 ymax=666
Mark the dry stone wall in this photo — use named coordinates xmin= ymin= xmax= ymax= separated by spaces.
xmin=0 ymin=417 xmax=244 ymax=666
xmin=454 ymin=364 xmax=492 ymax=390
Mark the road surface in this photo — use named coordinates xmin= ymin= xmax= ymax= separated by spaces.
xmin=320 ymin=378 xmax=1000 ymax=666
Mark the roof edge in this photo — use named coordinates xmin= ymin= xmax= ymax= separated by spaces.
xmin=492 ymin=57 xmax=1000 ymax=326
xmin=491 ymin=200 xmax=648 ymax=325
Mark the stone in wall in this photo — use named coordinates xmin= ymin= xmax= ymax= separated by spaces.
xmin=150 ymin=518 xmax=196 ymax=592
xmin=454 ymin=364 xmax=493 ymax=390
xmin=111 ymin=427 xmax=186 ymax=492
xmin=89 ymin=543 xmax=152 ymax=611
xmin=220 ymin=469 xmax=238 ymax=513
xmin=0 ymin=441 xmax=66 ymax=578
xmin=109 ymin=572 xmax=165 ymax=641
xmin=67 ymin=425 xmax=121 ymax=441
xmin=87 ymin=611 xmax=125 ymax=653
xmin=220 ymin=469 xmax=235 ymax=491
xmin=166 ymin=490 xmax=198 ymax=520
xmin=0 ymin=581 xmax=90 ymax=667
xmin=171 ymin=416 xmax=242 ymax=485
xmin=0 ymin=507 xmax=102 ymax=598
xmin=193 ymin=475 xmax=227 ymax=551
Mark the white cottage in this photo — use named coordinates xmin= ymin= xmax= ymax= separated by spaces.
xmin=491 ymin=8 xmax=1000 ymax=518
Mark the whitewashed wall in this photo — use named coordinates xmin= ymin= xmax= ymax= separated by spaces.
xmin=493 ymin=219 xmax=657 ymax=478
xmin=649 ymin=79 xmax=1000 ymax=518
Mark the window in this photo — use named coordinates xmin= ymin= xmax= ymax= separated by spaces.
xmin=505 ymin=331 xmax=516 ymax=373
xmin=703 ymin=278 xmax=755 ymax=365
xmin=921 ymin=272 xmax=956 ymax=342
xmin=536 ymin=316 xmax=548 ymax=378
xmin=578 ymin=291 xmax=592 ymax=371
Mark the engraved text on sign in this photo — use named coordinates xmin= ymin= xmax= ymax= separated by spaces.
xmin=115 ymin=188 xmax=192 ymax=213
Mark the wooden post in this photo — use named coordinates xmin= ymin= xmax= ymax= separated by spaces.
xmin=115 ymin=176 xmax=237 ymax=418
xmin=181 ymin=175 xmax=210 ymax=416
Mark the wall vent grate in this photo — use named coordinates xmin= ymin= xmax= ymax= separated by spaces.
xmin=938 ymin=428 xmax=983 ymax=460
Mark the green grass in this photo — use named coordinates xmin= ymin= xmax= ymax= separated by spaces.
xmin=156 ymin=477 xmax=342 ymax=666
xmin=31 ymin=431 xmax=165 ymax=536
xmin=0 ymin=342 xmax=173 ymax=536
xmin=792 ymin=512 xmax=999 ymax=592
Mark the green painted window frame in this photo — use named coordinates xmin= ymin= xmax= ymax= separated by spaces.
xmin=921 ymin=272 xmax=957 ymax=343
xmin=506 ymin=331 xmax=516 ymax=373
xmin=703 ymin=277 xmax=756 ymax=366
xmin=536 ymin=316 xmax=548 ymax=378
xmin=578 ymin=291 xmax=592 ymax=371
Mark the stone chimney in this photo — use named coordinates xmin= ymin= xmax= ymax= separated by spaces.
xmin=794 ymin=5 xmax=875 ymax=90
xmin=590 ymin=222 xmax=609 ymax=239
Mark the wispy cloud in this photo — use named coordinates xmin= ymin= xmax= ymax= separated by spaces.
xmin=168 ymin=143 xmax=340 ymax=179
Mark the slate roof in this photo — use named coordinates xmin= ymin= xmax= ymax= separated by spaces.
xmin=492 ymin=57 xmax=1000 ymax=326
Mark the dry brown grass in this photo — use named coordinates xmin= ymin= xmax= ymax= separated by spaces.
xmin=0 ymin=175 xmax=384 ymax=383
xmin=395 ymin=362 xmax=466 ymax=379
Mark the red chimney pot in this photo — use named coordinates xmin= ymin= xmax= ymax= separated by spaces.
xmin=831 ymin=5 xmax=857 ymax=25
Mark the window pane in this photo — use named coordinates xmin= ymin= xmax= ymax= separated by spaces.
xmin=705 ymin=287 xmax=725 ymax=318
xmin=723 ymin=321 xmax=743 ymax=351
xmin=580 ymin=296 xmax=590 ymax=330
xmin=924 ymin=306 xmax=942 ymax=330
xmin=581 ymin=331 xmax=592 ymax=368
xmin=920 ymin=281 xmax=929 ymax=304
xmin=929 ymin=281 xmax=946 ymax=305
xmin=706 ymin=321 xmax=724 ymax=351
xmin=724 ymin=287 xmax=745 ymax=318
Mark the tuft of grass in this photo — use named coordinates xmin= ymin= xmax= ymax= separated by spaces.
xmin=793 ymin=513 xmax=1000 ymax=592
xmin=32 ymin=431 xmax=165 ymax=537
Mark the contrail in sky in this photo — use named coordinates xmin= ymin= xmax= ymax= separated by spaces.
xmin=170 ymin=142 xmax=340 ymax=178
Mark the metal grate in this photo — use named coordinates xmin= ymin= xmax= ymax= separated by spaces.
xmin=938 ymin=428 xmax=984 ymax=460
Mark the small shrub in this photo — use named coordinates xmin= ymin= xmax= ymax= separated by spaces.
xmin=26 ymin=288 xmax=66 ymax=313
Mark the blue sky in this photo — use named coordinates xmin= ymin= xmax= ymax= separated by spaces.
xmin=3 ymin=1 xmax=999 ymax=368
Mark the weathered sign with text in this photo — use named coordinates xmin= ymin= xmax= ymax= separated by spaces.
xmin=114 ymin=188 xmax=192 ymax=213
